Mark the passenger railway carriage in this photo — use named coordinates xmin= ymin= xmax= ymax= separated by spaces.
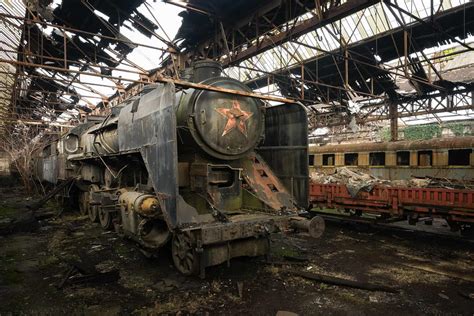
xmin=309 ymin=137 xmax=474 ymax=181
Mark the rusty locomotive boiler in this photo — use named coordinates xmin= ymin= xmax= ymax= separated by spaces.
xmin=36 ymin=61 xmax=324 ymax=276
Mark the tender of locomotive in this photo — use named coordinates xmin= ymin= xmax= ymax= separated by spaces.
xmin=36 ymin=61 xmax=323 ymax=276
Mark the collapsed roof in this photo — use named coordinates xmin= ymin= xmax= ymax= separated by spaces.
xmin=1 ymin=0 xmax=473 ymax=130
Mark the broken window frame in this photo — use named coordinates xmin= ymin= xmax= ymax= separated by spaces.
xmin=448 ymin=149 xmax=472 ymax=166
xmin=344 ymin=153 xmax=359 ymax=166
xmin=396 ymin=151 xmax=410 ymax=166
xmin=369 ymin=152 xmax=386 ymax=166
xmin=322 ymin=154 xmax=335 ymax=166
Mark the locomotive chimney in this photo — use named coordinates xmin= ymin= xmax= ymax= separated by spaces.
xmin=192 ymin=60 xmax=222 ymax=82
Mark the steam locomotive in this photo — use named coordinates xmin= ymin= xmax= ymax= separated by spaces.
xmin=35 ymin=61 xmax=324 ymax=276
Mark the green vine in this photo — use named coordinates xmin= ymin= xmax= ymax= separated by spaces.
xmin=378 ymin=127 xmax=391 ymax=141
xmin=445 ymin=123 xmax=465 ymax=136
xmin=403 ymin=125 xmax=441 ymax=140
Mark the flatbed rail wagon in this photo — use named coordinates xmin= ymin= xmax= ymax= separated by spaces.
xmin=309 ymin=183 xmax=474 ymax=233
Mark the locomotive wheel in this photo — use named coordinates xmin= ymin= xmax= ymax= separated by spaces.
xmin=88 ymin=185 xmax=99 ymax=222
xmin=171 ymin=231 xmax=199 ymax=275
xmin=98 ymin=208 xmax=113 ymax=230
xmin=88 ymin=206 xmax=99 ymax=222
xmin=78 ymin=192 xmax=89 ymax=216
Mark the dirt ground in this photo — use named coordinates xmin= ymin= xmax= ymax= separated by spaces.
xmin=1 ymin=186 xmax=473 ymax=315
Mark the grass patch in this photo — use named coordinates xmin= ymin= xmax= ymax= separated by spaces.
xmin=272 ymin=245 xmax=300 ymax=258
xmin=0 ymin=205 xmax=18 ymax=218
xmin=1 ymin=269 xmax=23 ymax=285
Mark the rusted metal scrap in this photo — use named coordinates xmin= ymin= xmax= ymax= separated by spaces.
xmin=56 ymin=259 xmax=120 ymax=289
xmin=285 ymin=270 xmax=399 ymax=293
xmin=28 ymin=178 xmax=75 ymax=212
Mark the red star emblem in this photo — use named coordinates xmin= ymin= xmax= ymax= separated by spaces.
xmin=215 ymin=100 xmax=253 ymax=137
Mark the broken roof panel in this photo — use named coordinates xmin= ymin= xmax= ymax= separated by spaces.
xmin=228 ymin=1 xmax=473 ymax=103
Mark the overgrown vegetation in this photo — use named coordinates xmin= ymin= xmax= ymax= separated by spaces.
xmin=0 ymin=121 xmax=50 ymax=194
xmin=403 ymin=125 xmax=442 ymax=140
xmin=378 ymin=127 xmax=391 ymax=141
xmin=445 ymin=123 xmax=465 ymax=136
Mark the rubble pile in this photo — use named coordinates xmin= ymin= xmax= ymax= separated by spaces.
xmin=310 ymin=167 xmax=388 ymax=187
xmin=310 ymin=167 xmax=474 ymax=197
xmin=310 ymin=167 xmax=389 ymax=197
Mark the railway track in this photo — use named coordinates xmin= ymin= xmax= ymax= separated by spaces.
xmin=311 ymin=210 xmax=474 ymax=241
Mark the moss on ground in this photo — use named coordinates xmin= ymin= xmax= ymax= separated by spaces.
xmin=0 ymin=249 xmax=23 ymax=285
xmin=272 ymin=244 xmax=300 ymax=258
xmin=0 ymin=205 xmax=18 ymax=218
xmin=2 ymin=269 xmax=23 ymax=285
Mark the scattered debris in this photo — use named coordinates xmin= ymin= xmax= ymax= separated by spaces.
xmin=152 ymin=278 xmax=181 ymax=293
xmin=438 ymin=293 xmax=450 ymax=300
xmin=263 ymin=261 xmax=307 ymax=266
xmin=310 ymin=167 xmax=474 ymax=197
xmin=283 ymin=255 xmax=309 ymax=262
xmin=0 ymin=210 xmax=39 ymax=235
xmin=56 ymin=259 xmax=120 ymax=289
xmin=276 ymin=311 xmax=299 ymax=316
xmin=400 ymin=263 xmax=474 ymax=283
xmin=27 ymin=178 xmax=74 ymax=212
xmin=310 ymin=167 xmax=384 ymax=197
xmin=285 ymin=270 xmax=399 ymax=293
xmin=1 ymin=186 xmax=472 ymax=314
xmin=458 ymin=291 xmax=474 ymax=300
xmin=237 ymin=281 xmax=244 ymax=298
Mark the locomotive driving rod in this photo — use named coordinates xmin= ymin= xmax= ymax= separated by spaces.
xmin=289 ymin=216 xmax=325 ymax=239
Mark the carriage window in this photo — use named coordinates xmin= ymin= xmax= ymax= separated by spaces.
xmin=309 ymin=155 xmax=315 ymax=166
xmin=448 ymin=149 xmax=471 ymax=166
xmin=369 ymin=152 xmax=385 ymax=166
xmin=322 ymin=154 xmax=335 ymax=166
xmin=418 ymin=150 xmax=432 ymax=166
xmin=344 ymin=153 xmax=358 ymax=166
xmin=396 ymin=151 xmax=410 ymax=166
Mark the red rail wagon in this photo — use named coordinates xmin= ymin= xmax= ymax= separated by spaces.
xmin=309 ymin=183 xmax=474 ymax=233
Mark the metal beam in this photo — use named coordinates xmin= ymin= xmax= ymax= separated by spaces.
xmin=221 ymin=0 xmax=379 ymax=66
xmin=312 ymin=89 xmax=474 ymax=128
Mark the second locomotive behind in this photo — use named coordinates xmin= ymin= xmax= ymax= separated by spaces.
xmin=36 ymin=61 xmax=323 ymax=276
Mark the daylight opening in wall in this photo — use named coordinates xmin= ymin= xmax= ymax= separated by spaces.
xmin=322 ymin=154 xmax=335 ymax=166
xmin=396 ymin=151 xmax=410 ymax=166
xmin=344 ymin=153 xmax=358 ymax=166
xmin=369 ymin=152 xmax=386 ymax=166
xmin=448 ymin=149 xmax=472 ymax=166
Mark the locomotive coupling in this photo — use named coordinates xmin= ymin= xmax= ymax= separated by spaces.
xmin=289 ymin=216 xmax=325 ymax=238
